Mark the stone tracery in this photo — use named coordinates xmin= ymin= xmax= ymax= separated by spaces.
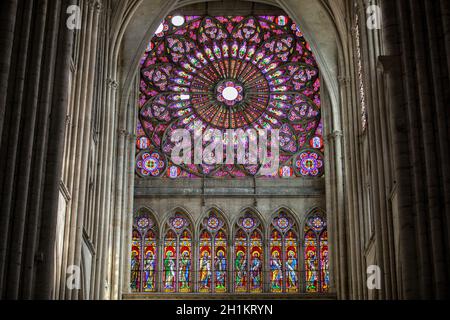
xmin=137 ymin=15 xmax=325 ymax=178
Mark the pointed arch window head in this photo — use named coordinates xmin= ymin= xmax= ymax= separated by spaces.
xmin=131 ymin=210 xmax=158 ymax=292
xmin=234 ymin=211 xmax=263 ymax=293
xmin=136 ymin=15 xmax=324 ymax=179
xmin=199 ymin=210 xmax=228 ymax=293
xmin=304 ymin=211 xmax=329 ymax=293
xmin=270 ymin=211 xmax=299 ymax=293
xmin=163 ymin=212 xmax=193 ymax=293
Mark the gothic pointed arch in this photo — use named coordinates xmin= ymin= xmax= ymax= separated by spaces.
xmin=162 ymin=209 xmax=194 ymax=293
xmin=198 ymin=208 xmax=229 ymax=293
xmin=269 ymin=208 xmax=300 ymax=293
xmin=233 ymin=209 xmax=264 ymax=293
xmin=130 ymin=208 xmax=159 ymax=292
xmin=303 ymin=208 xmax=329 ymax=293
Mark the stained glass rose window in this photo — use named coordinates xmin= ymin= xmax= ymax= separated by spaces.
xmin=137 ymin=15 xmax=324 ymax=178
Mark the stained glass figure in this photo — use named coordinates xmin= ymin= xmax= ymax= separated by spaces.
xmin=143 ymin=229 xmax=157 ymax=292
xmin=285 ymin=230 xmax=298 ymax=292
xmin=131 ymin=211 xmax=158 ymax=292
xmin=320 ymin=230 xmax=330 ymax=291
xmin=250 ymin=230 xmax=263 ymax=293
xmin=199 ymin=211 xmax=228 ymax=293
xmin=178 ymin=230 xmax=192 ymax=292
xmin=214 ymin=230 xmax=227 ymax=292
xmin=199 ymin=230 xmax=212 ymax=292
xmin=163 ymin=230 xmax=177 ymax=292
xmin=137 ymin=15 xmax=323 ymax=178
xmin=234 ymin=212 xmax=263 ymax=293
xmin=131 ymin=230 xmax=141 ymax=292
xmin=234 ymin=229 xmax=248 ymax=292
xmin=270 ymin=211 xmax=299 ymax=293
xmin=162 ymin=213 xmax=192 ymax=293
xmin=270 ymin=230 xmax=283 ymax=292
xmin=304 ymin=212 xmax=328 ymax=293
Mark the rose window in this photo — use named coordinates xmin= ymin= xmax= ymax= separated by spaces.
xmin=137 ymin=15 xmax=324 ymax=178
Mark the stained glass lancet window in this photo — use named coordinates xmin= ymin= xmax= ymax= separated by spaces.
xmin=269 ymin=211 xmax=299 ymax=293
xmin=163 ymin=212 xmax=193 ymax=293
xmin=304 ymin=211 xmax=329 ymax=292
xmin=234 ymin=212 xmax=263 ymax=293
xmin=131 ymin=211 xmax=158 ymax=292
xmin=137 ymin=15 xmax=324 ymax=178
xmin=198 ymin=211 xmax=228 ymax=293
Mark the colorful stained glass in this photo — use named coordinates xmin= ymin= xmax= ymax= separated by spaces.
xmin=320 ymin=230 xmax=330 ymax=292
xmin=294 ymin=150 xmax=324 ymax=177
xmin=270 ymin=212 xmax=299 ymax=293
xmin=304 ymin=229 xmax=318 ymax=292
xmin=137 ymin=15 xmax=323 ymax=178
xmin=136 ymin=150 xmax=167 ymax=177
xmin=130 ymin=229 xmax=141 ymax=292
xmin=163 ymin=230 xmax=177 ymax=292
xmin=178 ymin=230 xmax=192 ymax=292
xmin=285 ymin=230 xmax=298 ymax=292
xmin=130 ymin=208 xmax=329 ymax=294
xmin=270 ymin=230 xmax=283 ymax=293
xmin=214 ymin=230 xmax=227 ymax=292
xmin=161 ymin=214 xmax=192 ymax=293
xmin=234 ymin=229 xmax=248 ymax=292
xmin=249 ymin=230 xmax=263 ymax=293
xmin=304 ymin=212 xmax=328 ymax=293
xmin=234 ymin=212 xmax=263 ymax=293
xmin=203 ymin=212 xmax=224 ymax=233
xmin=131 ymin=211 xmax=158 ymax=293
xmin=199 ymin=211 xmax=227 ymax=293
xmin=143 ymin=229 xmax=157 ymax=292
xmin=199 ymin=230 xmax=212 ymax=292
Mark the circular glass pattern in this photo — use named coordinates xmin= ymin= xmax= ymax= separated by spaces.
xmin=216 ymin=81 xmax=244 ymax=105
xmin=276 ymin=217 xmax=290 ymax=230
xmin=137 ymin=217 xmax=150 ymax=229
xmin=171 ymin=217 xmax=186 ymax=230
xmin=136 ymin=150 xmax=167 ymax=177
xmin=139 ymin=15 xmax=322 ymax=178
xmin=241 ymin=217 xmax=256 ymax=230
xmin=308 ymin=216 xmax=325 ymax=232
xmin=294 ymin=150 xmax=324 ymax=177
xmin=207 ymin=216 xmax=220 ymax=230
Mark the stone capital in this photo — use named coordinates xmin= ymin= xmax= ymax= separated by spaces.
xmin=88 ymin=0 xmax=103 ymax=12
xmin=338 ymin=76 xmax=350 ymax=86
xmin=106 ymin=77 xmax=119 ymax=90
xmin=327 ymin=130 xmax=343 ymax=141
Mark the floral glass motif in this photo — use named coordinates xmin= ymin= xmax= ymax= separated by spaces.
xmin=270 ymin=212 xmax=299 ymax=293
xmin=293 ymin=150 xmax=324 ymax=177
xmin=136 ymin=150 xmax=167 ymax=177
xmin=304 ymin=212 xmax=329 ymax=293
xmin=137 ymin=15 xmax=324 ymax=178
xmin=131 ymin=212 xmax=157 ymax=292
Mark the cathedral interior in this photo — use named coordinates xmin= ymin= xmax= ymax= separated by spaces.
xmin=0 ymin=0 xmax=449 ymax=300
